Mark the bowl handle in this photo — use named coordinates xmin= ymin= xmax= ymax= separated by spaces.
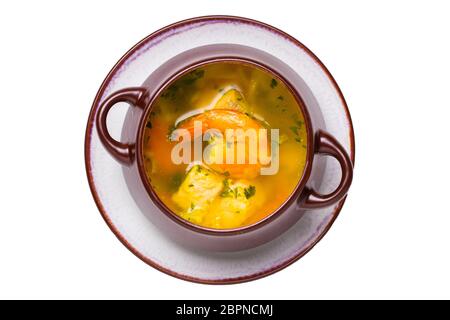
xmin=299 ymin=130 xmax=353 ymax=209
xmin=95 ymin=87 xmax=146 ymax=165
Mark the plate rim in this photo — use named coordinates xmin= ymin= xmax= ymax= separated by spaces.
xmin=84 ymin=15 xmax=355 ymax=285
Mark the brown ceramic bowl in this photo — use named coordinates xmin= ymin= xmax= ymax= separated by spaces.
xmin=94 ymin=44 xmax=353 ymax=252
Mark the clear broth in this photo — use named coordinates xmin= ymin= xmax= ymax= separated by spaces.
xmin=143 ymin=62 xmax=308 ymax=229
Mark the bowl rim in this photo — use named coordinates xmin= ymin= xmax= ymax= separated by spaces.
xmin=84 ymin=15 xmax=355 ymax=284
xmin=136 ymin=56 xmax=315 ymax=236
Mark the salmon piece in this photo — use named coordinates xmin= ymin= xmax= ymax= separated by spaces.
xmin=172 ymin=165 xmax=223 ymax=224
xmin=203 ymin=181 xmax=258 ymax=229
xmin=172 ymin=165 xmax=260 ymax=229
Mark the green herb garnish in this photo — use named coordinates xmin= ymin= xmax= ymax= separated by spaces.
xmin=161 ymin=69 xmax=204 ymax=100
xmin=161 ymin=84 xmax=179 ymax=99
xmin=170 ymin=172 xmax=184 ymax=191
xmin=244 ymin=185 xmax=256 ymax=199
xmin=146 ymin=121 xmax=152 ymax=129
xmin=220 ymin=178 xmax=233 ymax=197
xmin=183 ymin=69 xmax=205 ymax=85
xmin=270 ymin=78 xmax=278 ymax=88
xmin=290 ymin=126 xmax=300 ymax=136
xmin=167 ymin=124 xmax=176 ymax=140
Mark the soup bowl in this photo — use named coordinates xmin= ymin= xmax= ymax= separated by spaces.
xmin=95 ymin=43 xmax=353 ymax=252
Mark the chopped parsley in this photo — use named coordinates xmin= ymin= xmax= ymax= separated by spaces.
xmin=295 ymin=119 xmax=303 ymax=128
xmin=170 ymin=172 xmax=184 ymax=191
xmin=220 ymin=178 xmax=233 ymax=197
xmin=161 ymin=84 xmax=179 ymax=99
xmin=183 ymin=69 xmax=205 ymax=85
xmin=161 ymin=69 xmax=204 ymax=100
xmin=146 ymin=121 xmax=152 ymax=129
xmin=244 ymin=185 xmax=256 ymax=199
xmin=167 ymin=124 xmax=176 ymax=140
xmin=220 ymin=178 xmax=239 ymax=199
xmin=290 ymin=126 xmax=300 ymax=136
xmin=220 ymin=180 xmax=255 ymax=199
xmin=270 ymin=78 xmax=278 ymax=88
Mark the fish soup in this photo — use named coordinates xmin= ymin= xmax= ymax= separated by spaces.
xmin=143 ymin=62 xmax=308 ymax=229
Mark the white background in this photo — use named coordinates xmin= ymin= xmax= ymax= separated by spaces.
xmin=0 ymin=0 xmax=449 ymax=299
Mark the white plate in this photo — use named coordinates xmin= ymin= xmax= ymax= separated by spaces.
xmin=85 ymin=16 xmax=355 ymax=284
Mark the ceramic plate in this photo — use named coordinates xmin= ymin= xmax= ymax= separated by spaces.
xmin=85 ymin=16 xmax=355 ymax=284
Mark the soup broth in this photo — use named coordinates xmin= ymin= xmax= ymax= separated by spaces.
xmin=143 ymin=62 xmax=308 ymax=229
